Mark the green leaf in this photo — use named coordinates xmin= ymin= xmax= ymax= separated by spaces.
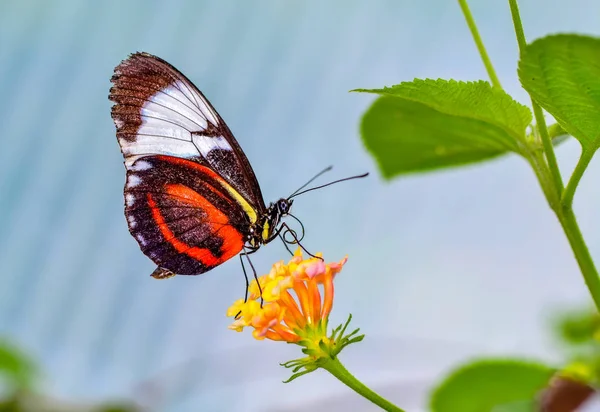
xmin=0 ymin=340 xmax=38 ymax=391
xmin=491 ymin=400 xmax=536 ymax=412
xmin=98 ymin=403 xmax=141 ymax=412
xmin=548 ymin=123 xmax=571 ymax=146
xmin=355 ymin=79 xmax=532 ymax=178
xmin=429 ymin=358 xmax=555 ymax=412
xmin=553 ymin=308 xmax=600 ymax=345
xmin=519 ymin=34 xmax=600 ymax=152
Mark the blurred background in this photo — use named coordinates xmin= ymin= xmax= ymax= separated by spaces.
xmin=1 ymin=0 xmax=600 ymax=410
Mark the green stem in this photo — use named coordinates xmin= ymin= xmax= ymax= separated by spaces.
xmin=562 ymin=149 xmax=595 ymax=208
xmin=526 ymin=150 xmax=560 ymax=208
xmin=533 ymin=105 xmax=564 ymax=194
xmin=511 ymin=0 xmax=600 ymax=313
xmin=527 ymin=149 xmax=600 ymax=312
xmin=508 ymin=0 xmax=527 ymax=51
xmin=322 ymin=357 xmax=405 ymax=412
xmin=508 ymin=0 xmax=564 ymax=194
xmin=510 ymin=0 xmax=600 ymax=311
xmin=457 ymin=0 xmax=502 ymax=89
xmin=557 ymin=209 xmax=600 ymax=312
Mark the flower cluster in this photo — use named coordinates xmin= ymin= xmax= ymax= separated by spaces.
xmin=226 ymin=249 xmax=363 ymax=381
xmin=227 ymin=249 xmax=346 ymax=342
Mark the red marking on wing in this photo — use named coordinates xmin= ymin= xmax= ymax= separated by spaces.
xmin=157 ymin=155 xmax=225 ymax=184
xmin=147 ymin=184 xmax=244 ymax=267
xmin=156 ymin=155 xmax=234 ymax=204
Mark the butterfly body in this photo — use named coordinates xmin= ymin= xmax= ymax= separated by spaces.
xmin=109 ymin=52 xmax=292 ymax=277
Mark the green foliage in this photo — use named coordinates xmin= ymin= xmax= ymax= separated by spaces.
xmin=519 ymin=35 xmax=600 ymax=152
xmin=359 ymin=96 xmax=505 ymax=176
xmin=0 ymin=340 xmax=139 ymax=411
xmin=351 ymin=2 xmax=600 ymax=412
xmin=96 ymin=403 xmax=140 ymax=412
xmin=551 ymin=308 xmax=600 ymax=386
xmin=548 ymin=123 xmax=570 ymax=146
xmin=491 ymin=400 xmax=536 ymax=412
xmin=429 ymin=358 xmax=554 ymax=412
xmin=0 ymin=394 xmax=140 ymax=412
xmin=0 ymin=341 xmax=37 ymax=392
xmin=355 ymin=79 xmax=532 ymax=178
xmin=554 ymin=308 xmax=600 ymax=345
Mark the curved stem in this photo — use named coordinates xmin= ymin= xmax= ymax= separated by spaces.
xmin=527 ymin=149 xmax=600 ymax=312
xmin=457 ymin=0 xmax=502 ymax=89
xmin=508 ymin=0 xmax=564 ymax=195
xmin=557 ymin=209 xmax=600 ymax=312
xmin=562 ymin=149 xmax=594 ymax=208
xmin=322 ymin=357 xmax=405 ymax=412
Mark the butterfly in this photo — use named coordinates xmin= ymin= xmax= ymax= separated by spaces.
xmin=109 ymin=52 xmax=366 ymax=280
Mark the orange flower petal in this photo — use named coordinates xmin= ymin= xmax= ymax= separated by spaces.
xmin=293 ymin=280 xmax=313 ymax=324
xmin=307 ymin=277 xmax=322 ymax=321
xmin=321 ymin=276 xmax=334 ymax=321
xmin=280 ymin=290 xmax=304 ymax=329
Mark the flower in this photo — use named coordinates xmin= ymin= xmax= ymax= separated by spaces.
xmin=227 ymin=249 xmax=346 ymax=341
xmin=226 ymin=249 xmax=363 ymax=382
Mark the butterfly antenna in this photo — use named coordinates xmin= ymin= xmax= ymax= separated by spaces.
xmin=288 ymin=172 xmax=369 ymax=199
xmin=288 ymin=166 xmax=333 ymax=198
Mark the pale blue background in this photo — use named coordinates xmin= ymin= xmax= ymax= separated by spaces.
xmin=1 ymin=0 xmax=600 ymax=411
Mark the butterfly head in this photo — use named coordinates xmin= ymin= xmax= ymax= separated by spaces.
xmin=276 ymin=198 xmax=293 ymax=215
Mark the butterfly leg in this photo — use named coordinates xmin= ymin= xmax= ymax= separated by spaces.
xmin=278 ymin=233 xmax=295 ymax=256
xmin=239 ymin=247 xmax=260 ymax=301
xmin=236 ymin=246 xmax=261 ymax=318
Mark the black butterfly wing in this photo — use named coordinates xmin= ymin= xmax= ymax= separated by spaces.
xmin=109 ymin=52 xmax=266 ymax=213
xmin=124 ymin=155 xmax=252 ymax=276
